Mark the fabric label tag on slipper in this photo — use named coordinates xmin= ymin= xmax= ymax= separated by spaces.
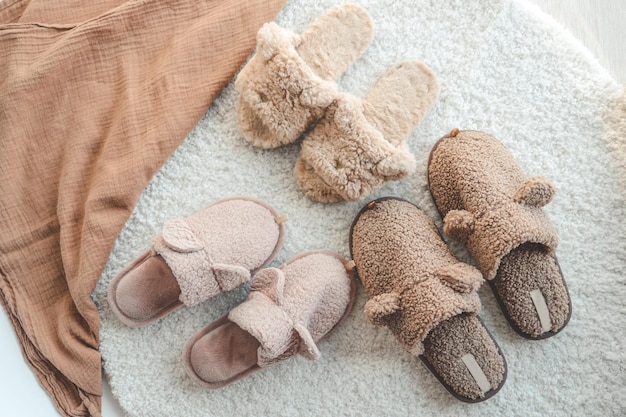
xmin=530 ymin=289 xmax=552 ymax=333
xmin=461 ymin=353 xmax=491 ymax=394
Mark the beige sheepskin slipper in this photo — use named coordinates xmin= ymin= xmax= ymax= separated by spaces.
xmin=350 ymin=198 xmax=507 ymax=402
xmin=182 ymin=250 xmax=356 ymax=388
xmin=107 ymin=197 xmax=286 ymax=327
xmin=235 ymin=4 xmax=374 ymax=149
xmin=428 ymin=129 xmax=572 ymax=339
xmin=294 ymin=60 xmax=438 ymax=202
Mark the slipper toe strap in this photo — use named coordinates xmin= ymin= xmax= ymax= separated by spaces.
xmin=152 ymin=218 xmax=251 ymax=306
xmin=299 ymin=96 xmax=416 ymax=201
xmin=229 ymin=268 xmax=320 ymax=367
xmin=235 ymin=23 xmax=337 ymax=142
xmin=376 ymin=264 xmax=483 ymax=356
xmin=443 ymin=204 xmax=558 ymax=280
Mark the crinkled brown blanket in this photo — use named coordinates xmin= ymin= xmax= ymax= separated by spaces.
xmin=0 ymin=0 xmax=285 ymax=415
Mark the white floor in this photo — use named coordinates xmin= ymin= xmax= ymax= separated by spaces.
xmin=528 ymin=0 xmax=625 ymax=84
xmin=0 ymin=1 xmax=623 ymax=416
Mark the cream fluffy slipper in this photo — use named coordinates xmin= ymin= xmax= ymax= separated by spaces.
xmin=350 ymin=198 xmax=507 ymax=402
xmin=183 ymin=250 xmax=356 ymax=389
xmin=107 ymin=197 xmax=286 ymax=327
xmin=295 ymin=61 xmax=438 ymax=203
xmin=235 ymin=4 xmax=373 ymax=149
xmin=428 ymin=129 xmax=572 ymax=339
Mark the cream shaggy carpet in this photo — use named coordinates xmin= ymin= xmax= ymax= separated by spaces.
xmin=93 ymin=0 xmax=626 ymax=416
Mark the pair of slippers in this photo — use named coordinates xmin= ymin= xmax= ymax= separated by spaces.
xmin=108 ymin=197 xmax=356 ymax=388
xmin=235 ymin=4 xmax=439 ymax=202
xmin=350 ymin=130 xmax=572 ymax=402
xmin=107 ymin=131 xmax=571 ymax=400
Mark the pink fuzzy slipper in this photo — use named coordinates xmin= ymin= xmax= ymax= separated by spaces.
xmin=235 ymin=4 xmax=373 ymax=149
xmin=107 ymin=197 xmax=286 ymax=327
xmin=428 ymin=129 xmax=571 ymax=339
xmin=183 ymin=250 xmax=356 ymax=388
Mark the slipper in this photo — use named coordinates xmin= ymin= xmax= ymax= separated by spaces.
xmin=427 ymin=129 xmax=572 ymax=339
xmin=350 ymin=198 xmax=506 ymax=402
xmin=183 ymin=250 xmax=356 ymax=389
xmin=107 ymin=196 xmax=287 ymax=327
xmin=235 ymin=4 xmax=374 ymax=149
xmin=294 ymin=60 xmax=439 ymax=202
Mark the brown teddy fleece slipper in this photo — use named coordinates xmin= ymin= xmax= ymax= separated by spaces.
xmin=428 ymin=129 xmax=572 ymax=339
xmin=107 ymin=196 xmax=286 ymax=327
xmin=294 ymin=60 xmax=438 ymax=203
xmin=182 ymin=250 xmax=356 ymax=389
xmin=235 ymin=4 xmax=374 ymax=149
xmin=350 ymin=198 xmax=506 ymax=402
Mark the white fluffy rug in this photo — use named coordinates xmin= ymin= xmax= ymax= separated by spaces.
xmin=93 ymin=0 xmax=626 ymax=416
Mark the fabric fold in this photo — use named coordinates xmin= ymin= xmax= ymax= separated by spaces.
xmin=0 ymin=0 xmax=286 ymax=415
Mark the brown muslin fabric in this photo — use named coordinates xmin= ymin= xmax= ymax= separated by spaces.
xmin=0 ymin=0 xmax=285 ymax=416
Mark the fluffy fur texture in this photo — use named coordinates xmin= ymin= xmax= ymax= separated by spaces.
xmin=428 ymin=130 xmax=559 ymax=280
xmin=513 ymin=176 xmax=555 ymax=207
xmin=350 ymin=198 xmax=505 ymax=401
xmin=235 ymin=4 xmax=373 ymax=148
xmin=93 ymin=1 xmax=626 ymax=415
xmin=421 ymin=314 xmax=506 ymax=401
xmin=492 ymin=243 xmax=570 ymax=338
xmin=428 ymin=131 xmax=571 ymax=338
xmin=183 ymin=251 xmax=355 ymax=388
xmin=107 ymin=197 xmax=285 ymax=326
xmin=296 ymin=61 xmax=438 ymax=202
xmin=154 ymin=197 xmax=285 ymax=305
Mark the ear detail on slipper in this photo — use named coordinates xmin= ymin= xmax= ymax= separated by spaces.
xmin=443 ymin=209 xmax=475 ymax=243
xmin=364 ymin=292 xmax=401 ymax=325
xmin=514 ymin=176 xmax=556 ymax=207
xmin=161 ymin=218 xmax=204 ymax=253
xmin=213 ymin=264 xmax=252 ymax=292
xmin=250 ymin=267 xmax=285 ymax=304
xmin=436 ymin=263 xmax=484 ymax=293
xmin=294 ymin=322 xmax=321 ymax=360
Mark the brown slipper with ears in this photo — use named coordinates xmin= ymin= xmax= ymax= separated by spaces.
xmin=235 ymin=4 xmax=374 ymax=149
xmin=350 ymin=198 xmax=506 ymax=402
xmin=107 ymin=196 xmax=286 ymax=327
xmin=183 ymin=250 xmax=356 ymax=389
xmin=428 ymin=129 xmax=572 ymax=339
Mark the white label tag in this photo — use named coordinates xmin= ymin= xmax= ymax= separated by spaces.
xmin=530 ymin=289 xmax=552 ymax=333
xmin=461 ymin=353 xmax=491 ymax=394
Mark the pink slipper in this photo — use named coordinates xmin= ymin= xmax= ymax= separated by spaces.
xmin=183 ymin=250 xmax=356 ymax=388
xmin=108 ymin=196 xmax=286 ymax=327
